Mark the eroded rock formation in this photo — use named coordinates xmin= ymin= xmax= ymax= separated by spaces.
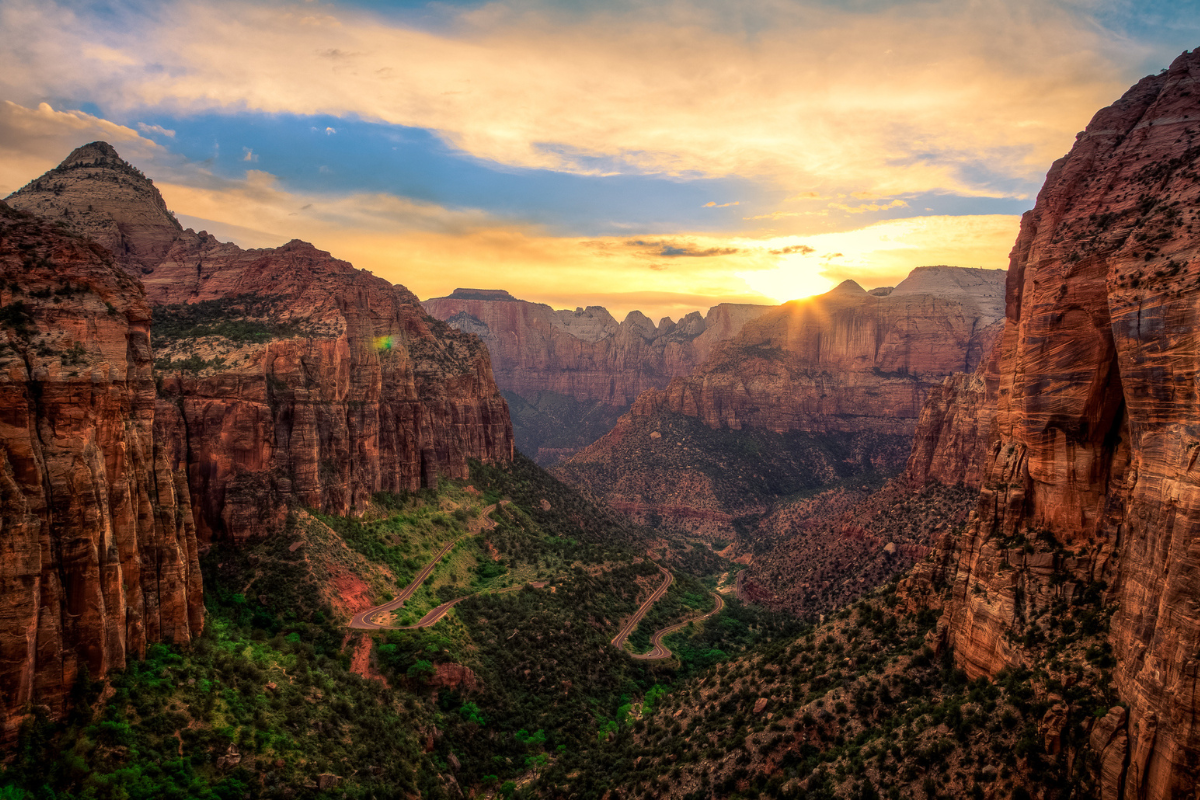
xmin=555 ymin=268 xmax=1006 ymax=533
xmin=905 ymin=50 xmax=1200 ymax=799
xmin=0 ymin=202 xmax=203 ymax=741
xmin=7 ymin=144 xmax=514 ymax=543
xmin=627 ymin=268 xmax=1006 ymax=435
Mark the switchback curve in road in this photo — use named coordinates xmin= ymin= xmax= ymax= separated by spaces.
xmin=610 ymin=564 xmax=673 ymax=651
xmin=349 ymin=505 xmax=495 ymax=631
xmin=629 ymin=591 xmax=724 ymax=660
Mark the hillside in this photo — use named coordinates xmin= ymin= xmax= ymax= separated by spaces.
xmin=7 ymin=143 xmax=513 ymax=543
xmin=0 ymin=143 xmax=512 ymax=742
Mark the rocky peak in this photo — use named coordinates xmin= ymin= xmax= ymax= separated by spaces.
xmin=619 ymin=309 xmax=657 ymax=339
xmin=827 ymin=279 xmax=866 ymax=295
xmin=60 ymin=140 xmax=125 ymax=169
xmin=5 ymin=140 xmax=182 ymax=275
xmin=551 ymin=305 xmax=619 ymax=342
xmin=891 ymin=266 xmax=1006 ymax=323
xmin=676 ymin=310 xmax=706 ymax=337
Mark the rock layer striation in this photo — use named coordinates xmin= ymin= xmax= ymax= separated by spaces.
xmin=555 ymin=268 xmax=1006 ymax=532
xmin=423 ymin=289 xmax=772 ymax=462
xmin=906 ymin=50 xmax=1200 ymax=799
xmin=0 ymin=202 xmax=203 ymax=741
xmin=7 ymin=144 xmax=514 ymax=543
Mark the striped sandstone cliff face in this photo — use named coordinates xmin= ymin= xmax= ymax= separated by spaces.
xmin=8 ymin=143 xmax=513 ymax=543
xmin=423 ymin=289 xmax=773 ymax=464
xmin=906 ymin=50 xmax=1200 ymax=799
xmin=0 ymin=140 xmax=515 ymax=738
xmin=0 ymin=202 xmax=203 ymax=741
xmin=424 ymin=289 xmax=773 ymax=408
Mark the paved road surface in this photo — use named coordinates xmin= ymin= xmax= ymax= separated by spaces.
xmin=630 ymin=591 xmax=724 ymax=660
xmin=610 ymin=564 xmax=673 ymax=650
xmin=349 ymin=505 xmax=494 ymax=631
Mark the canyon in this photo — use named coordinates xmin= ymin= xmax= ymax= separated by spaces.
xmin=554 ymin=266 xmax=1007 ymax=537
xmin=423 ymin=288 xmax=772 ymax=463
xmin=2 ymin=42 xmax=1200 ymax=800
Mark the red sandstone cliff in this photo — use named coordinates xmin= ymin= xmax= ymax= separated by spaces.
xmin=0 ymin=202 xmax=203 ymax=742
xmin=422 ymin=289 xmax=771 ymax=464
xmin=906 ymin=371 xmax=994 ymax=489
xmin=423 ymin=289 xmax=773 ymax=407
xmin=905 ymin=50 xmax=1200 ymax=799
xmin=7 ymin=143 xmax=513 ymax=542
xmin=626 ymin=268 xmax=1006 ymax=436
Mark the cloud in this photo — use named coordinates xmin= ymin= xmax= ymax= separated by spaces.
xmin=828 ymin=199 xmax=909 ymax=214
xmin=0 ymin=0 xmax=1155 ymax=199
xmin=325 ymin=127 xmax=336 ymax=136
xmin=703 ymin=200 xmax=739 ymax=207
xmin=0 ymin=100 xmax=160 ymax=195
xmin=770 ymin=244 xmax=815 ymax=256
xmin=627 ymin=239 xmax=742 ymax=257
xmin=242 ymin=147 xmax=258 ymax=162
xmin=739 ymin=214 xmax=1021 ymax=302
xmin=744 ymin=210 xmax=817 ymax=220
xmin=137 ymin=121 xmax=175 ymax=137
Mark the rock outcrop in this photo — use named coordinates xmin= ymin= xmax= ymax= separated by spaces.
xmin=555 ymin=267 xmax=1006 ymax=533
xmin=906 ymin=50 xmax=1200 ymax=799
xmin=7 ymin=144 xmax=514 ymax=543
xmin=0 ymin=202 xmax=202 ymax=741
xmin=906 ymin=372 xmax=994 ymax=489
xmin=423 ymin=288 xmax=772 ymax=463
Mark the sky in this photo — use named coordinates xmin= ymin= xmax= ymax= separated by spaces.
xmin=0 ymin=0 xmax=1197 ymax=322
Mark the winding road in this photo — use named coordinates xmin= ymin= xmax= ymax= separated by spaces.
xmin=610 ymin=564 xmax=674 ymax=651
xmin=349 ymin=505 xmax=495 ymax=631
xmin=347 ymin=507 xmax=727 ymax=647
xmin=629 ymin=591 xmax=724 ymax=660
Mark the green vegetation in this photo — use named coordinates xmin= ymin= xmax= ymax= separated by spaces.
xmin=0 ymin=449 xmax=1085 ymax=800
xmin=0 ymin=301 xmax=33 ymax=337
xmin=555 ymin=411 xmax=911 ymax=537
xmin=1 ymin=586 xmax=431 ymax=799
xmin=552 ymin=582 xmax=1118 ymax=800
xmin=625 ymin=571 xmax=715 ymax=653
xmin=152 ymin=295 xmax=303 ymax=344
xmin=154 ymin=353 xmax=228 ymax=373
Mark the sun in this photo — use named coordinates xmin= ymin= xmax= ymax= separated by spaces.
xmin=737 ymin=259 xmax=835 ymax=303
